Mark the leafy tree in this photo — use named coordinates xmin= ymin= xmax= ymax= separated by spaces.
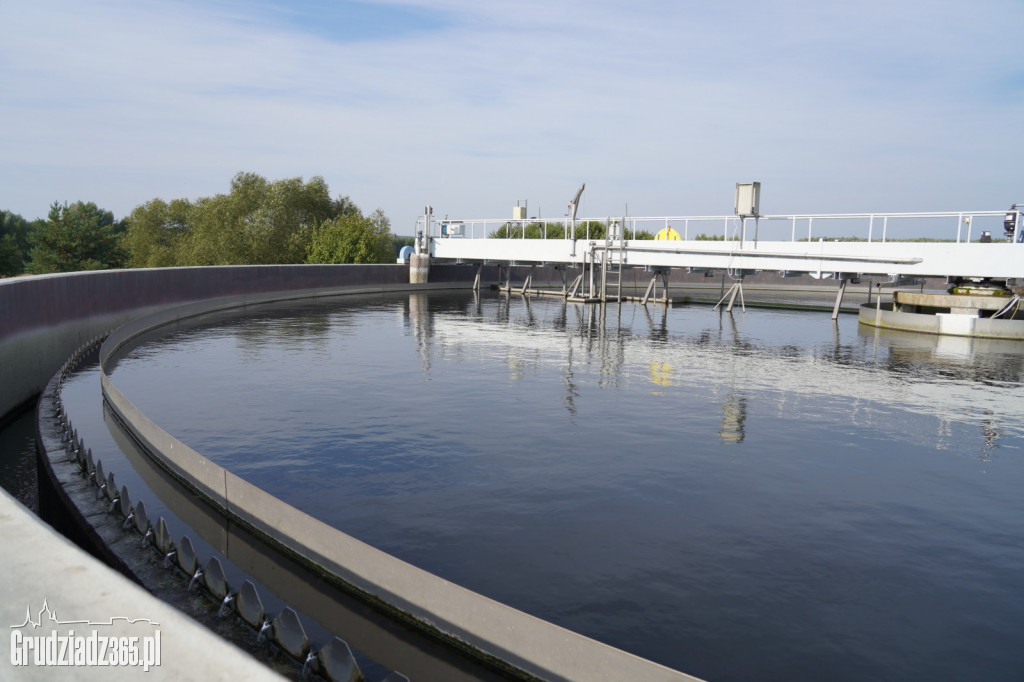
xmin=27 ymin=201 xmax=127 ymax=274
xmin=0 ymin=211 xmax=32 ymax=276
xmin=180 ymin=173 xmax=341 ymax=265
xmin=0 ymin=234 xmax=20 ymax=276
xmin=306 ymin=209 xmax=394 ymax=264
xmin=122 ymin=173 xmax=380 ymax=267
xmin=122 ymin=198 xmax=192 ymax=268
xmin=488 ymin=220 xmax=653 ymax=240
xmin=392 ymin=235 xmax=415 ymax=258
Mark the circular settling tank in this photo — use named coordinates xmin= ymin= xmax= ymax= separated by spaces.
xmin=100 ymin=290 xmax=1024 ymax=682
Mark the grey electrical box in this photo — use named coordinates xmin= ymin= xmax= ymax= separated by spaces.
xmin=735 ymin=182 xmax=761 ymax=216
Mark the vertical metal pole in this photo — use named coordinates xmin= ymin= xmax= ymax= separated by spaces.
xmin=600 ymin=249 xmax=608 ymax=302
xmin=882 ymin=217 xmax=888 ymax=242
xmin=588 ymin=248 xmax=595 ymax=298
xmin=875 ymin=283 xmax=882 ymax=326
xmin=791 ymin=217 xmax=796 ymax=242
xmin=868 ymin=215 xmax=874 ymax=243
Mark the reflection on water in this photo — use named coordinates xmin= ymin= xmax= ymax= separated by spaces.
xmin=107 ymin=291 xmax=1024 ymax=682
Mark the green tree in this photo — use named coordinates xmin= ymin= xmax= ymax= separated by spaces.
xmin=180 ymin=173 xmax=340 ymax=265
xmin=392 ymin=235 xmax=415 ymax=258
xmin=0 ymin=234 xmax=20 ymax=276
xmin=27 ymin=201 xmax=127 ymax=274
xmin=0 ymin=211 xmax=32 ymax=276
xmin=122 ymin=173 xmax=374 ymax=267
xmin=488 ymin=220 xmax=656 ymax=240
xmin=306 ymin=209 xmax=394 ymax=264
xmin=122 ymin=198 xmax=192 ymax=268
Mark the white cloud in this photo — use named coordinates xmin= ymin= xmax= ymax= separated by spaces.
xmin=1 ymin=0 xmax=1023 ymax=229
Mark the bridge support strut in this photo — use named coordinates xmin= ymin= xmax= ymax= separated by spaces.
xmin=714 ymin=280 xmax=746 ymax=313
xmin=832 ymin=279 xmax=848 ymax=320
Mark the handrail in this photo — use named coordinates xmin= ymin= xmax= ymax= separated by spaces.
xmin=419 ymin=210 xmax=1016 ymax=244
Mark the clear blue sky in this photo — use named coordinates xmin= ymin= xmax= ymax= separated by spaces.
xmin=2 ymin=0 xmax=1023 ymax=233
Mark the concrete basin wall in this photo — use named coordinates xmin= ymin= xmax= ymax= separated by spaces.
xmin=0 ymin=265 xmax=422 ymax=419
xmin=859 ymin=302 xmax=1024 ymax=339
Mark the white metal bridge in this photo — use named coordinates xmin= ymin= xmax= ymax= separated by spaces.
xmin=416 ymin=207 xmax=1024 ymax=309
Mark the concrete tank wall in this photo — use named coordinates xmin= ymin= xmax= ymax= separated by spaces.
xmin=858 ymin=302 xmax=1024 ymax=339
xmin=0 ymin=264 xmax=428 ymax=419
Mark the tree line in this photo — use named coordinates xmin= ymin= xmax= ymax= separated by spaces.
xmin=1 ymin=172 xmax=407 ymax=277
xmin=489 ymin=221 xmax=656 ymax=240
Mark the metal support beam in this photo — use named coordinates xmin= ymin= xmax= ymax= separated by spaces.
xmin=832 ymin=278 xmax=848 ymax=320
xmin=520 ymin=265 xmax=535 ymax=295
xmin=714 ymin=281 xmax=746 ymax=312
xmin=640 ymin=274 xmax=658 ymax=305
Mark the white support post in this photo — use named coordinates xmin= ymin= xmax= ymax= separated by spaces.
xmin=832 ymin=278 xmax=847 ymax=320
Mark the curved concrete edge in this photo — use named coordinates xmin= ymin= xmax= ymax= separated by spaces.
xmin=99 ymin=283 xmax=463 ymax=367
xmin=858 ymin=302 xmax=1024 ymax=339
xmin=100 ymin=292 xmax=703 ymax=682
xmin=0 ymin=264 xmax=482 ymax=419
xmin=0 ymin=485 xmax=284 ymax=681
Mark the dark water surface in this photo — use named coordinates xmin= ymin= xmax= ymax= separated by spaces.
xmin=104 ymin=291 xmax=1024 ymax=682
xmin=0 ymin=408 xmax=39 ymax=513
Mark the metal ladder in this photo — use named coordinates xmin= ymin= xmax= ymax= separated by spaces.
xmin=600 ymin=219 xmax=626 ymax=302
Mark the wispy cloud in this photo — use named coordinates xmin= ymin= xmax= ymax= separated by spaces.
xmin=2 ymin=0 xmax=1023 ymax=227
